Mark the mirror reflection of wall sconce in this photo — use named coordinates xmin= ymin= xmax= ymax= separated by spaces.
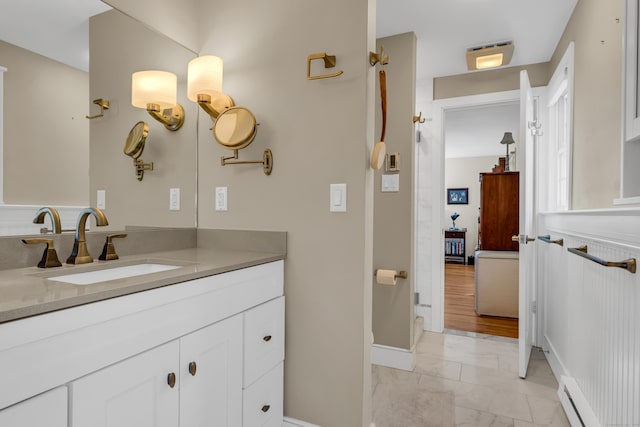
xmin=124 ymin=121 xmax=154 ymax=181
xmin=85 ymin=98 xmax=110 ymax=119
xmin=187 ymin=55 xmax=273 ymax=176
xmin=131 ymin=70 xmax=185 ymax=131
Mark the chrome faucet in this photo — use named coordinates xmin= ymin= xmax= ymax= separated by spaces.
xmin=66 ymin=207 xmax=109 ymax=264
xmin=33 ymin=207 xmax=62 ymax=234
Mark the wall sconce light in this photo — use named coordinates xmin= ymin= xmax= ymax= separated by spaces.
xmin=187 ymin=55 xmax=273 ymax=175
xmin=187 ymin=56 xmax=233 ymax=118
xmin=466 ymin=41 xmax=514 ymax=71
xmin=131 ymin=70 xmax=185 ymax=131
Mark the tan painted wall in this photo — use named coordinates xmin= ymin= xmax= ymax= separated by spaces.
xmin=372 ymin=33 xmax=416 ymax=350
xmin=194 ymin=1 xmax=374 ymax=426
xmin=89 ymin=10 xmax=198 ymax=230
xmin=1 ymin=40 xmax=89 ymax=205
xmin=444 ymin=156 xmax=496 ymax=259
xmin=433 ymin=62 xmax=550 ymax=100
xmin=550 ymin=0 xmax=622 ymax=209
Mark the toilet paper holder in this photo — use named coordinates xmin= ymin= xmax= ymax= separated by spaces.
xmin=374 ymin=269 xmax=408 ymax=280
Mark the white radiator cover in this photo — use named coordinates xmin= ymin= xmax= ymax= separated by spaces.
xmin=540 ymin=210 xmax=640 ymax=427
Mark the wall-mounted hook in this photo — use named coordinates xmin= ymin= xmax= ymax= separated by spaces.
xmin=413 ymin=112 xmax=426 ymax=124
xmin=307 ymin=52 xmax=343 ymax=80
xmin=86 ymin=98 xmax=110 ymax=119
xmin=369 ymin=45 xmax=389 ymax=67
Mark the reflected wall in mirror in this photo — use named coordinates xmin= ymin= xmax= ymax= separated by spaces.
xmin=0 ymin=5 xmax=198 ymax=235
xmin=89 ymin=10 xmax=197 ymax=231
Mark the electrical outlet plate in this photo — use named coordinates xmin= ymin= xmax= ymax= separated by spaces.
xmin=169 ymin=188 xmax=180 ymax=211
xmin=215 ymin=187 xmax=228 ymax=211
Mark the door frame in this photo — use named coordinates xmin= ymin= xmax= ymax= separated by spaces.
xmin=425 ymin=89 xmax=543 ymax=339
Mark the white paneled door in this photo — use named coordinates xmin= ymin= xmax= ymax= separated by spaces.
xmin=517 ymin=70 xmax=538 ymax=379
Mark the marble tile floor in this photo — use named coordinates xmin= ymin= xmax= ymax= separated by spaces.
xmin=372 ymin=330 xmax=570 ymax=427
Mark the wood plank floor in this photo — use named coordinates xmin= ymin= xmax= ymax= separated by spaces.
xmin=444 ymin=263 xmax=519 ymax=338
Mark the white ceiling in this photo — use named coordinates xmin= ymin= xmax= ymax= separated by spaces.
xmin=0 ymin=0 xmax=111 ymax=71
xmin=377 ymin=0 xmax=578 ymax=80
xmin=376 ymin=0 xmax=578 ymax=158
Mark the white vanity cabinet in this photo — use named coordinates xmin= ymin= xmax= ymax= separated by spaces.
xmin=0 ymin=260 xmax=284 ymax=427
xmin=0 ymin=387 xmax=67 ymax=427
xmin=70 ymin=314 xmax=243 ymax=427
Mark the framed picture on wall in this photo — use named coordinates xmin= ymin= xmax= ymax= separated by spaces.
xmin=447 ymin=188 xmax=468 ymax=205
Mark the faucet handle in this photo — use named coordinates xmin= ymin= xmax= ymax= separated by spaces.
xmin=98 ymin=233 xmax=127 ymax=261
xmin=22 ymin=238 xmax=63 ymax=268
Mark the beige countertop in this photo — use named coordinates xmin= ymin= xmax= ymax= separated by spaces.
xmin=0 ymin=247 xmax=284 ymax=324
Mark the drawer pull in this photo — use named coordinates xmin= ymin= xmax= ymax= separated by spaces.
xmin=263 ymin=335 xmax=272 ymax=342
xmin=188 ymin=361 xmax=197 ymax=376
xmin=167 ymin=372 xmax=176 ymax=388
xmin=261 ymin=404 xmax=271 ymax=413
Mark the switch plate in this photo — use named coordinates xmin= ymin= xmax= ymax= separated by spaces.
xmin=381 ymin=174 xmax=400 ymax=192
xmin=96 ymin=190 xmax=106 ymax=209
xmin=169 ymin=188 xmax=180 ymax=211
xmin=330 ymin=183 xmax=347 ymax=212
xmin=215 ymin=187 xmax=228 ymax=211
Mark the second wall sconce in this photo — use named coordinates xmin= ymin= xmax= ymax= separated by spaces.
xmin=188 ymin=55 xmax=273 ymax=175
xmin=131 ymin=70 xmax=185 ymax=131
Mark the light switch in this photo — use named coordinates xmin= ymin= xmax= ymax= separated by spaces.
xmin=215 ymin=187 xmax=228 ymax=211
xmin=96 ymin=190 xmax=106 ymax=209
xmin=381 ymin=174 xmax=400 ymax=192
xmin=169 ymin=188 xmax=180 ymax=211
xmin=330 ymin=183 xmax=347 ymax=212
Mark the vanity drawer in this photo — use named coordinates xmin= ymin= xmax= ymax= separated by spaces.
xmin=242 ymin=362 xmax=283 ymax=427
xmin=243 ymin=296 xmax=284 ymax=387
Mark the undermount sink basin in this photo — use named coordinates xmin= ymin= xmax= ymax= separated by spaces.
xmin=48 ymin=263 xmax=181 ymax=285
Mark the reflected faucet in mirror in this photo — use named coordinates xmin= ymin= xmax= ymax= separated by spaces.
xmin=32 ymin=207 xmax=62 ymax=234
xmin=66 ymin=208 xmax=109 ymax=265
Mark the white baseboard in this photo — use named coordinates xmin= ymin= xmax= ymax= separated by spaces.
xmin=371 ymin=343 xmax=415 ymax=371
xmin=558 ymin=376 xmax=601 ymax=427
xmin=283 ymin=416 xmax=373 ymax=427
xmin=542 ymin=336 xmax=567 ymax=383
xmin=283 ymin=416 xmax=321 ymax=427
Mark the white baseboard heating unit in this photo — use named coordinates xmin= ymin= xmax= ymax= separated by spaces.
xmin=558 ymin=376 xmax=600 ymax=427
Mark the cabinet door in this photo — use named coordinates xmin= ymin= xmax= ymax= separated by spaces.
xmin=0 ymin=386 xmax=66 ymax=427
xmin=70 ymin=341 xmax=180 ymax=427
xmin=180 ymin=314 xmax=243 ymax=427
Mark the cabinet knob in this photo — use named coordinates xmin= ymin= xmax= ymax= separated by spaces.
xmin=261 ymin=404 xmax=271 ymax=413
xmin=263 ymin=335 xmax=272 ymax=342
xmin=188 ymin=361 xmax=197 ymax=376
xmin=167 ymin=372 xmax=176 ymax=388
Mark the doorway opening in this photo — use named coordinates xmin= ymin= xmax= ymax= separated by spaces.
xmin=443 ymin=101 xmax=520 ymax=339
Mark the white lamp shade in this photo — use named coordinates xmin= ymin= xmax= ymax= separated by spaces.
xmin=188 ymin=55 xmax=223 ymax=102
xmin=132 ymin=70 xmax=177 ymax=109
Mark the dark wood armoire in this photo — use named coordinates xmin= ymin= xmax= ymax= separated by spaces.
xmin=478 ymin=172 xmax=519 ymax=251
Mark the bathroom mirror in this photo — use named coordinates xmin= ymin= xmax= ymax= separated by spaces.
xmin=213 ymin=106 xmax=257 ymax=150
xmin=0 ymin=3 xmax=198 ymax=234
